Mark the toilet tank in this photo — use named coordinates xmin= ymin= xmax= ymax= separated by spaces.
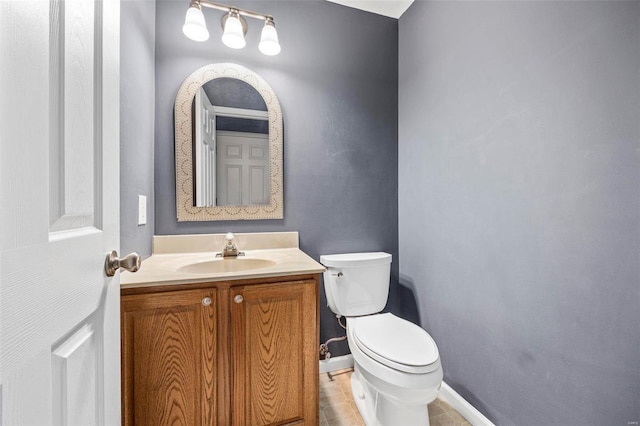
xmin=320 ymin=252 xmax=392 ymax=317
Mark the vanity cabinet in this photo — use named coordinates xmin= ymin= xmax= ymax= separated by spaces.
xmin=120 ymin=275 xmax=319 ymax=426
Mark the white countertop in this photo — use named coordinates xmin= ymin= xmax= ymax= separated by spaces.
xmin=120 ymin=232 xmax=325 ymax=289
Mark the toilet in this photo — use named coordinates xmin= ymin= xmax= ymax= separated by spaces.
xmin=320 ymin=252 xmax=443 ymax=426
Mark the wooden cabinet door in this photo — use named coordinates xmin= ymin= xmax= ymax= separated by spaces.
xmin=121 ymin=288 xmax=217 ymax=426
xmin=230 ymin=280 xmax=319 ymax=426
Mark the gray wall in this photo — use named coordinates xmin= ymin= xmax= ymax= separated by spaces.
xmin=399 ymin=1 xmax=640 ymax=424
xmin=155 ymin=0 xmax=406 ymax=355
xmin=121 ymin=0 xmax=156 ymax=257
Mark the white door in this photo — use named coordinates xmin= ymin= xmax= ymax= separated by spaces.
xmin=216 ymin=131 xmax=270 ymax=206
xmin=194 ymin=88 xmax=217 ymax=207
xmin=0 ymin=0 xmax=124 ymax=424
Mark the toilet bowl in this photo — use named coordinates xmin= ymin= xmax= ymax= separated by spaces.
xmin=320 ymin=252 xmax=443 ymax=426
xmin=348 ymin=313 xmax=443 ymax=425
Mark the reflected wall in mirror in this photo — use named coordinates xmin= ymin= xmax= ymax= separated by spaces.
xmin=175 ymin=63 xmax=283 ymax=221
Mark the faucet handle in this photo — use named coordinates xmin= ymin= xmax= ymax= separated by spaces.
xmin=220 ymin=232 xmax=239 ymax=258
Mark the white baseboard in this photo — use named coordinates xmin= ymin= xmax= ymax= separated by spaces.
xmin=439 ymin=382 xmax=494 ymax=426
xmin=319 ymin=354 xmax=354 ymax=374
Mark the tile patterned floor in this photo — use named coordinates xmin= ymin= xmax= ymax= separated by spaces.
xmin=319 ymin=369 xmax=472 ymax=426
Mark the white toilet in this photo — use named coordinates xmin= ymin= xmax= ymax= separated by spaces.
xmin=320 ymin=252 xmax=443 ymax=426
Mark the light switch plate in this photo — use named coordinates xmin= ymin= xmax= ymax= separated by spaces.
xmin=138 ymin=195 xmax=147 ymax=225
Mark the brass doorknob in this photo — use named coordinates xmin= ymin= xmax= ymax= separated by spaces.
xmin=105 ymin=251 xmax=141 ymax=277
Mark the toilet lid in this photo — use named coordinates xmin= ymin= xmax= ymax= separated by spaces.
xmin=352 ymin=313 xmax=439 ymax=374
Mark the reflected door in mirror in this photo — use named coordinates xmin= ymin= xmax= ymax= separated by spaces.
xmin=195 ymin=88 xmax=217 ymax=207
xmin=217 ymin=131 xmax=270 ymax=205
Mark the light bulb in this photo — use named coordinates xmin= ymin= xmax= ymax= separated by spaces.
xmin=182 ymin=5 xmax=209 ymax=42
xmin=259 ymin=19 xmax=280 ymax=56
xmin=221 ymin=11 xmax=246 ymax=49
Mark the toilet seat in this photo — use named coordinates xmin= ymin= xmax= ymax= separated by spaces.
xmin=351 ymin=313 xmax=440 ymax=374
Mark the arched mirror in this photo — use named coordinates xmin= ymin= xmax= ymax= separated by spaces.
xmin=175 ymin=63 xmax=283 ymax=221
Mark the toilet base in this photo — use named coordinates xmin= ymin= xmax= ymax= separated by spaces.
xmin=350 ymin=365 xmax=432 ymax=426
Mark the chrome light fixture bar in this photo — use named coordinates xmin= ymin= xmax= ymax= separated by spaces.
xmin=183 ymin=0 xmax=281 ymax=56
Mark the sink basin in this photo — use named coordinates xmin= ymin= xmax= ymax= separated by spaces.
xmin=177 ymin=258 xmax=277 ymax=274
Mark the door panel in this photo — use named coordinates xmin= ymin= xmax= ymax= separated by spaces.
xmin=49 ymin=0 xmax=100 ymax=233
xmin=249 ymin=166 xmax=268 ymax=204
xmin=52 ymin=320 xmax=100 ymax=425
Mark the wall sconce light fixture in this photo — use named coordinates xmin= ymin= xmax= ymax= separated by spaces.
xmin=183 ymin=0 xmax=281 ymax=56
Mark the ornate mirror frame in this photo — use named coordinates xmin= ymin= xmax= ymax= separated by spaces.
xmin=175 ymin=63 xmax=283 ymax=221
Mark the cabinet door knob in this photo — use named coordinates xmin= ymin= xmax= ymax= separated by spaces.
xmin=234 ymin=295 xmax=244 ymax=304
xmin=202 ymin=297 xmax=212 ymax=306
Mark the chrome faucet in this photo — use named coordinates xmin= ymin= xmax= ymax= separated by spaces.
xmin=216 ymin=232 xmax=244 ymax=258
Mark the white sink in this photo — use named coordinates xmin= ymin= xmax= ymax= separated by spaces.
xmin=177 ymin=257 xmax=277 ymax=274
